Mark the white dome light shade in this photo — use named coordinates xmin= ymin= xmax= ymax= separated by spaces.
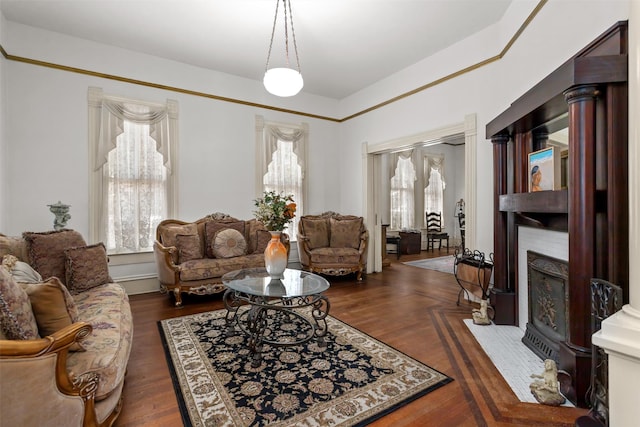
xmin=263 ymin=67 xmax=304 ymax=97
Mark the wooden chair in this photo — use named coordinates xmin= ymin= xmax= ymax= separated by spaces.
xmin=426 ymin=211 xmax=449 ymax=252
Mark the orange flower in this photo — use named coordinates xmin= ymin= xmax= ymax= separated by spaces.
xmin=284 ymin=203 xmax=297 ymax=219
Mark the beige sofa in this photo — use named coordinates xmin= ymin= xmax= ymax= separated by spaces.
xmin=297 ymin=212 xmax=368 ymax=280
xmin=0 ymin=230 xmax=133 ymax=427
xmin=154 ymin=213 xmax=290 ymax=306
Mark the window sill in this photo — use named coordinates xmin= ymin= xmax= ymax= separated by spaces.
xmin=107 ymin=251 xmax=154 ymax=266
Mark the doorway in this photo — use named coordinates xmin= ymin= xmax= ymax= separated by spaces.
xmin=363 ymin=114 xmax=478 ymax=272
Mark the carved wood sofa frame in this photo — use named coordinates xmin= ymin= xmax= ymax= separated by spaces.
xmin=154 ymin=213 xmax=290 ymax=306
xmin=0 ymin=322 xmax=122 ymax=427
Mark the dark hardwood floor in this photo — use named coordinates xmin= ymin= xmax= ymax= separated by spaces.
xmin=115 ymin=248 xmax=587 ymax=426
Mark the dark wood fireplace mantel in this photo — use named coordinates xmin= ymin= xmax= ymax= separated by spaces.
xmin=486 ymin=21 xmax=629 ymax=408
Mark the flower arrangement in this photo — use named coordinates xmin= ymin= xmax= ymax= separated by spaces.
xmin=253 ymin=191 xmax=296 ymax=231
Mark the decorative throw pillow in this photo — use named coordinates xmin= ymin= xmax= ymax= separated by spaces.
xmin=212 ymin=229 xmax=247 ymax=259
xmin=0 ymin=234 xmax=29 ymax=262
xmin=1 ymin=254 xmax=18 ymax=271
xmin=64 ymin=243 xmax=112 ymax=294
xmin=159 ymin=223 xmax=198 ymax=248
xmin=23 ymin=229 xmax=86 ymax=286
xmin=20 ymin=277 xmax=84 ymax=351
xmin=301 ymin=217 xmax=330 ymax=249
xmin=176 ymin=234 xmax=202 ymax=263
xmin=329 ymin=217 xmax=363 ymax=249
xmin=255 ymin=230 xmax=273 ymax=254
xmin=0 ymin=268 xmax=39 ymax=340
xmin=2 ymin=255 xmax=43 ymax=283
xmin=245 ymin=219 xmax=266 ymax=254
xmin=205 ymin=220 xmax=245 ymax=258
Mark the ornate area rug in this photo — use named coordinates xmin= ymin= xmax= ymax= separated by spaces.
xmin=404 ymin=255 xmax=455 ymax=274
xmin=158 ymin=308 xmax=452 ymax=426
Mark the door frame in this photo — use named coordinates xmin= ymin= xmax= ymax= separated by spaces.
xmin=362 ymin=113 xmax=477 ymax=272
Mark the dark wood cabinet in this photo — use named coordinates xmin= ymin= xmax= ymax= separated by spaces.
xmin=486 ymin=21 xmax=629 ymax=408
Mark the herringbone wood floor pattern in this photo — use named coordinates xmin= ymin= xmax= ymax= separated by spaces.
xmin=115 ymin=250 xmax=587 ymax=426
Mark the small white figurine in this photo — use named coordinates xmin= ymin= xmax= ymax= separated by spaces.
xmin=530 ymin=359 xmax=566 ymax=406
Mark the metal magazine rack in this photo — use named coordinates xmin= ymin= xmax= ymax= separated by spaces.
xmin=453 ymin=248 xmax=494 ymax=312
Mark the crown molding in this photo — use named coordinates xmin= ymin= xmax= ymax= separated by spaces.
xmin=0 ymin=0 xmax=546 ymax=123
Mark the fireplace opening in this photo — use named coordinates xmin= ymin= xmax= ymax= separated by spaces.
xmin=522 ymin=251 xmax=569 ymax=362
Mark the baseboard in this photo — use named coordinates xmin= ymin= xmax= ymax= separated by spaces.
xmin=115 ymin=275 xmax=161 ymax=295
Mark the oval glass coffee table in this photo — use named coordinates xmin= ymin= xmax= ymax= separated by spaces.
xmin=222 ymin=268 xmax=331 ymax=367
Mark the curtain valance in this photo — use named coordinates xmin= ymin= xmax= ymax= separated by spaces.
xmin=257 ymin=117 xmax=308 ymax=177
xmin=424 ymin=155 xmax=445 ymax=188
xmin=88 ymin=87 xmax=178 ymax=173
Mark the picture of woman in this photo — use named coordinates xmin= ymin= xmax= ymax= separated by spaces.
xmin=531 ymin=165 xmax=543 ymax=192
xmin=528 ymin=147 xmax=560 ymax=192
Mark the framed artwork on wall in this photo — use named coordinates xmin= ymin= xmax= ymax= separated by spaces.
xmin=528 ymin=147 xmax=561 ymax=192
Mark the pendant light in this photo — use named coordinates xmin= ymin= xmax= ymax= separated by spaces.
xmin=263 ymin=0 xmax=304 ymax=97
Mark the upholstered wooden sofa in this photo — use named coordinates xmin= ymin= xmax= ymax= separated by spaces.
xmin=297 ymin=212 xmax=368 ymax=280
xmin=154 ymin=213 xmax=290 ymax=306
xmin=0 ymin=230 xmax=133 ymax=427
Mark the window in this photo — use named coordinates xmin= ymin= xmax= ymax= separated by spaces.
xmin=424 ymin=155 xmax=445 ymax=218
xmin=255 ymin=116 xmax=308 ymax=239
xmin=105 ymin=121 xmax=167 ymax=253
xmin=88 ymin=87 xmax=178 ymax=254
xmin=390 ymin=154 xmax=416 ymax=230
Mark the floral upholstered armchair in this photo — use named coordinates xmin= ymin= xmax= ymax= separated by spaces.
xmin=297 ymin=212 xmax=368 ymax=280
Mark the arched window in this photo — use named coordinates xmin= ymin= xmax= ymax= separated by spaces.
xmin=88 ymin=87 xmax=178 ymax=254
xmin=256 ymin=116 xmax=308 ymax=239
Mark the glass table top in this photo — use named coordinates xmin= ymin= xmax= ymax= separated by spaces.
xmin=222 ymin=268 xmax=330 ymax=297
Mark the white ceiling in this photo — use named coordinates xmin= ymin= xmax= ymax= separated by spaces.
xmin=0 ymin=0 xmax=513 ymax=99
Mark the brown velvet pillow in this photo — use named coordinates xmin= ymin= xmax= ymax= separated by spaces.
xmin=255 ymin=230 xmax=272 ymax=254
xmin=205 ymin=221 xmax=245 ymax=258
xmin=329 ymin=217 xmax=363 ymax=249
xmin=301 ymin=218 xmax=330 ymax=249
xmin=245 ymin=219 xmax=266 ymax=254
xmin=23 ymin=230 xmax=86 ymax=285
xmin=64 ymin=243 xmax=112 ymax=294
xmin=20 ymin=277 xmax=84 ymax=351
xmin=212 ymin=229 xmax=248 ymax=259
xmin=176 ymin=234 xmax=202 ymax=263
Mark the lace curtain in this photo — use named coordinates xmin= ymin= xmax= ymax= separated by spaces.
xmin=256 ymin=116 xmax=308 ymax=238
xmin=390 ymin=150 xmax=417 ymax=230
xmin=88 ymin=87 xmax=178 ymax=253
xmin=424 ymin=155 xmax=446 ymax=218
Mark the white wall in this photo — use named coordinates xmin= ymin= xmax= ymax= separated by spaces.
xmin=1 ymin=21 xmax=342 ymax=237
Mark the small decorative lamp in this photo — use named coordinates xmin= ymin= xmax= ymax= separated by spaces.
xmin=48 ymin=201 xmax=71 ymax=231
